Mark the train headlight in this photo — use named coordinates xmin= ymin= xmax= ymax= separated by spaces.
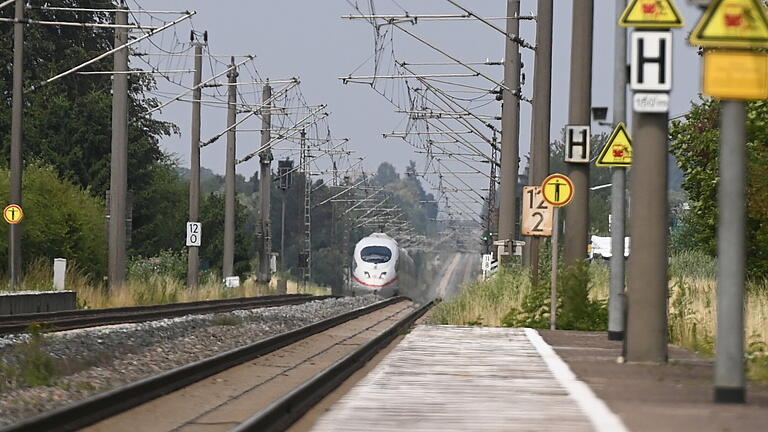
xmin=364 ymin=271 xmax=370 ymax=278
xmin=380 ymin=272 xmax=387 ymax=279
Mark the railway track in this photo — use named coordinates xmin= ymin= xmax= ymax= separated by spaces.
xmin=1 ymin=296 xmax=432 ymax=432
xmin=0 ymin=294 xmax=327 ymax=335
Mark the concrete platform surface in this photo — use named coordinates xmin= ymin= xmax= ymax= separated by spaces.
xmin=539 ymin=330 xmax=768 ymax=432
xmin=311 ymin=325 xmax=627 ymax=432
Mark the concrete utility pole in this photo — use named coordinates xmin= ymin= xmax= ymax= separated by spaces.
xmin=8 ymin=0 xmax=24 ymax=288
xmin=187 ymin=35 xmax=205 ymax=289
xmin=625 ymin=110 xmax=669 ymax=362
xmin=222 ymin=57 xmax=238 ymax=278
xmin=497 ymin=0 xmax=522 ymax=258
xmin=563 ymin=0 xmax=594 ymax=266
xmin=526 ymin=0 xmax=554 ymax=279
xmin=625 ymin=27 xmax=674 ymax=363
xmin=108 ymin=6 xmax=129 ymax=290
xmin=608 ymin=0 xmax=628 ymax=341
xmin=258 ymin=83 xmax=273 ymax=283
xmin=715 ymin=100 xmax=746 ymax=403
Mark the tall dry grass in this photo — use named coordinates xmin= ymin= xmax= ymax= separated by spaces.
xmin=2 ymin=258 xmax=330 ymax=309
xmin=429 ymin=267 xmax=530 ymax=326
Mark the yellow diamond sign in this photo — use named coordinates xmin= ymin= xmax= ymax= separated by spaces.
xmin=596 ymin=123 xmax=633 ymax=167
xmin=690 ymin=0 xmax=768 ymax=48
xmin=620 ymin=0 xmax=685 ymax=28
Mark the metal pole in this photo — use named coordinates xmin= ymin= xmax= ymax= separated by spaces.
xmin=714 ymin=100 xmax=746 ymax=403
xmin=187 ymin=41 xmax=203 ymax=289
xmin=280 ymin=196 xmax=286 ymax=272
xmin=222 ymin=57 xmax=238 ymax=278
xmin=608 ymin=0 xmax=628 ymax=340
xmin=550 ymin=207 xmax=559 ymax=330
xmin=625 ymin=110 xmax=669 ymax=363
xmin=8 ymin=0 xmax=24 ymax=289
xmin=108 ymin=6 xmax=129 ymax=290
xmin=497 ymin=0 xmax=521 ymax=259
xmin=563 ymin=0 xmax=593 ymax=266
xmin=526 ymin=0 xmax=554 ymax=280
xmin=258 ymin=83 xmax=273 ymax=283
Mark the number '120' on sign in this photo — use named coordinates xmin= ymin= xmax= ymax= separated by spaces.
xmin=521 ymin=186 xmax=553 ymax=237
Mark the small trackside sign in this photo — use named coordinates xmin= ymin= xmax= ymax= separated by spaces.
xmin=633 ymin=93 xmax=669 ymax=112
xmin=186 ymin=222 xmax=201 ymax=247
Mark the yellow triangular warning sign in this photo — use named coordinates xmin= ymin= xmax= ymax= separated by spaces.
xmin=690 ymin=0 xmax=768 ymax=48
xmin=596 ymin=123 xmax=633 ymax=167
xmin=619 ymin=0 xmax=685 ymax=28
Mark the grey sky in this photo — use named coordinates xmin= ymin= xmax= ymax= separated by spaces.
xmin=145 ymin=1 xmax=703 ymax=215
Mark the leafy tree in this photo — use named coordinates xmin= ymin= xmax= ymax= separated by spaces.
xmin=669 ymin=98 xmax=768 ymax=277
xmin=0 ymin=163 xmax=107 ymax=276
xmin=199 ymin=193 xmax=253 ymax=277
xmin=0 ymin=1 xmax=184 ymax=269
xmin=373 ymin=162 xmax=399 ymax=186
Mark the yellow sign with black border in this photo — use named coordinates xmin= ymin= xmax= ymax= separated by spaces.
xmin=596 ymin=123 xmax=633 ymax=167
xmin=690 ymin=0 xmax=768 ymax=48
xmin=620 ymin=0 xmax=685 ymax=28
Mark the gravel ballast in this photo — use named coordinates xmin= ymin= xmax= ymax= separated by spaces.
xmin=0 ymin=295 xmax=380 ymax=427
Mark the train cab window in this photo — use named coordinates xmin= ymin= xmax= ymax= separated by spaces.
xmin=360 ymin=246 xmax=392 ymax=264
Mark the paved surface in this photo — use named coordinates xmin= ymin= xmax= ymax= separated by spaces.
xmin=311 ymin=325 xmax=626 ymax=431
xmin=540 ymin=330 xmax=768 ymax=432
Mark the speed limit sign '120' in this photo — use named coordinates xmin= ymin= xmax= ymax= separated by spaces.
xmin=186 ymin=222 xmax=201 ymax=247
xmin=521 ymin=186 xmax=553 ymax=237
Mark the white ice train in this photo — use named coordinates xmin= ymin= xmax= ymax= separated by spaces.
xmin=352 ymin=233 xmax=416 ymax=298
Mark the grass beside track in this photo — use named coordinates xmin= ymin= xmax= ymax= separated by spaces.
xmin=430 ymin=250 xmax=768 ymax=381
xmin=1 ymin=259 xmax=330 ymax=309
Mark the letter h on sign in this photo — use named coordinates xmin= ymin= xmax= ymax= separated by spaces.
xmin=565 ymin=125 xmax=591 ymax=163
xmin=631 ymin=31 xmax=672 ymax=92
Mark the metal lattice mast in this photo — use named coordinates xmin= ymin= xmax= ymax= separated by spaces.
xmin=300 ymin=130 xmax=312 ymax=287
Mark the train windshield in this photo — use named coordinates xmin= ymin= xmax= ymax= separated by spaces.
xmin=360 ymin=246 xmax=392 ymax=264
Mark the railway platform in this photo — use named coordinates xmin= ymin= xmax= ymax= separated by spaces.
xmin=310 ymin=325 xmax=627 ymax=432
xmin=306 ymin=325 xmax=768 ymax=432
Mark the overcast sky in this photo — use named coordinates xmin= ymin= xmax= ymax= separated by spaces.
xmin=141 ymin=1 xmax=704 ymax=215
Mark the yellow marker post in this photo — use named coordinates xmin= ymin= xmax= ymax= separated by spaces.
xmin=619 ymin=0 xmax=685 ymax=28
xmin=597 ymin=122 xmax=633 ymax=167
xmin=3 ymin=204 xmax=23 ymax=224
xmin=541 ymin=173 xmax=575 ymax=330
xmin=690 ymin=0 xmax=768 ymax=49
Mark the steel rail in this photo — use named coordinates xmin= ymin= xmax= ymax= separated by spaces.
xmin=0 ymin=297 xmax=407 ymax=432
xmin=0 ymin=294 xmax=325 ymax=335
xmin=233 ymin=300 xmax=435 ymax=432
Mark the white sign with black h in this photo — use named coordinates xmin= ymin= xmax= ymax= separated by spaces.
xmin=630 ymin=31 xmax=672 ymax=92
xmin=186 ymin=222 xmax=201 ymax=247
xmin=565 ymin=125 xmax=591 ymax=163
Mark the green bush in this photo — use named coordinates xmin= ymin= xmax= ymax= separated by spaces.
xmin=502 ymin=260 xmax=607 ymax=331
xmin=128 ymin=249 xmax=187 ymax=281
xmin=0 ymin=162 xmax=107 ymax=278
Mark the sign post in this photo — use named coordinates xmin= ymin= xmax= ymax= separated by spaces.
xmin=620 ymin=0 xmax=681 ymax=364
xmin=541 ymin=174 xmax=574 ymax=330
xmin=689 ymin=0 xmax=768 ymax=404
xmin=596 ymin=122 xmax=633 ymax=340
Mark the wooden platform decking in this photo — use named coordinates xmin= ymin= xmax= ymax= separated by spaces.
xmin=311 ymin=325 xmax=628 ymax=432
